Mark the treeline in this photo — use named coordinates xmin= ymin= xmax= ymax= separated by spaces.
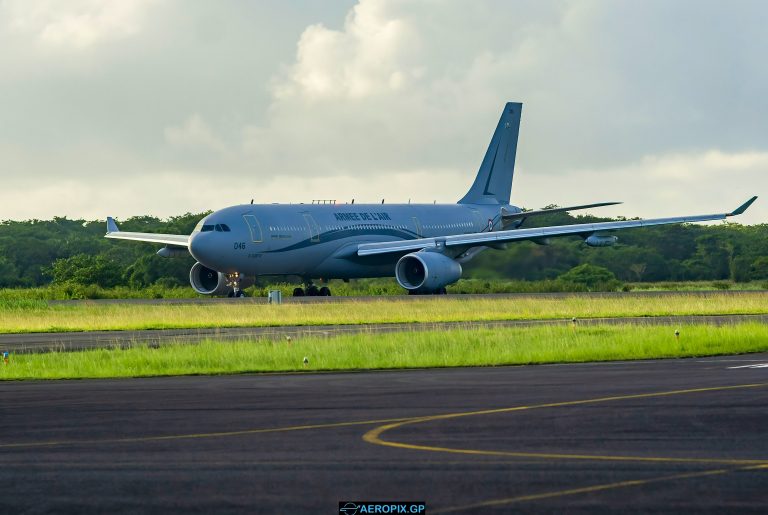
xmin=463 ymin=210 xmax=768 ymax=283
xmin=0 ymin=213 xmax=205 ymax=288
xmin=0 ymin=209 xmax=766 ymax=290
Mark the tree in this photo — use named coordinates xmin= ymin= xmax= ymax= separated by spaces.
xmin=46 ymin=254 xmax=122 ymax=288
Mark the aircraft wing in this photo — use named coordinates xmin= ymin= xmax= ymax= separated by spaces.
xmin=357 ymin=197 xmax=757 ymax=257
xmin=104 ymin=217 xmax=190 ymax=247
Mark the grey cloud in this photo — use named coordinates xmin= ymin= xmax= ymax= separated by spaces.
xmin=0 ymin=0 xmax=765 ymax=222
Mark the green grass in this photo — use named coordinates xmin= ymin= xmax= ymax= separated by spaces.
xmin=1 ymin=279 xmax=765 ymax=302
xmin=2 ymin=324 xmax=766 ymax=380
xmin=0 ymin=293 xmax=766 ymax=334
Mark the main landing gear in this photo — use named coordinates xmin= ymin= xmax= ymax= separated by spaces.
xmin=407 ymin=287 xmax=448 ymax=295
xmin=293 ymin=282 xmax=331 ymax=297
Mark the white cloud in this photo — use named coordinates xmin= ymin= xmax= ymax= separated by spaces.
xmin=273 ymin=1 xmax=421 ymax=100
xmin=2 ymin=0 xmax=160 ymax=49
xmin=514 ymin=149 xmax=768 ymax=224
xmin=0 ymin=168 xmax=466 ymax=221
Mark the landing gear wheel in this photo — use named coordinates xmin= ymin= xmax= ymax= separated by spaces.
xmin=319 ymin=286 xmax=331 ymax=296
xmin=235 ymin=290 xmax=246 ymax=298
xmin=438 ymin=287 xmax=447 ymax=295
xmin=306 ymin=285 xmax=320 ymax=296
xmin=227 ymin=290 xmax=235 ymax=298
xmin=293 ymin=287 xmax=305 ymax=297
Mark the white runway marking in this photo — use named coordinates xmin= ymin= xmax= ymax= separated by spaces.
xmin=728 ymin=363 xmax=768 ymax=369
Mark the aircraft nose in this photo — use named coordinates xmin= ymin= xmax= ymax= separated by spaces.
xmin=188 ymin=232 xmax=209 ymax=264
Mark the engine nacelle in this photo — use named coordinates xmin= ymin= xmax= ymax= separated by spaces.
xmin=585 ymin=234 xmax=618 ymax=247
xmin=189 ymin=262 xmax=229 ymax=295
xmin=395 ymin=252 xmax=462 ymax=292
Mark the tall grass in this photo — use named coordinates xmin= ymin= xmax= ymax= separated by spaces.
xmin=1 ymin=324 xmax=766 ymax=380
xmin=0 ymin=293 xmax=766 ymax=334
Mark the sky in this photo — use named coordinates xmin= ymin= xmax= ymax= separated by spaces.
xmin=0 ymin=0 xmax=766 ymax=224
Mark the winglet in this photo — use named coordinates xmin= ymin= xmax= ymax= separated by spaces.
xmin=106 ymin=217 xmax=119 ymax=233
xmin=727 ymin=196 xmax=758 ymax=217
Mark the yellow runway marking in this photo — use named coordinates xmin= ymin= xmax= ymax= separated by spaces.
xmin=0 ymin=416 xmax=414 ymax=449
xmin=363 ymin=382 xmax=768 ymax=466
xmin=433 ymin=465 xmax=768 ymax=513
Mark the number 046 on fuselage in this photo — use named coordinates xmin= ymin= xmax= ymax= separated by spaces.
xmin=105 ymin=102 xmax=757 ymax=297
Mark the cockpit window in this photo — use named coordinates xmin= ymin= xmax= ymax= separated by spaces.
xmin=220 ymin=224 xmax=231 ymax=232
xmin=201 ymin=225 xmax=215 ymax=232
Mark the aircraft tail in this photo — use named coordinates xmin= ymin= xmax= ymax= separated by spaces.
xmin=458 ymin=102 xmax=522 ymax=205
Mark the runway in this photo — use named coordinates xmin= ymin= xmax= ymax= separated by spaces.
xmin=1 ymin=354 xmax=767 ymax=513
xmin=3 ymin=314 xmax=768 ymax=353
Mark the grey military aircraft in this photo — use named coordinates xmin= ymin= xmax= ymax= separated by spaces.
xmin=106 ymin=102 xmax=757 ymax=297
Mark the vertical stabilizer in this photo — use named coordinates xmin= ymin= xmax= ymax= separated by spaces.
xmin=458 ymin=102 xmax=522 ymax=205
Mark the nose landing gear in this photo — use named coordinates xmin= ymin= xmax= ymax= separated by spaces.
xmin=226 ymin=273 xmax=247 ymax=298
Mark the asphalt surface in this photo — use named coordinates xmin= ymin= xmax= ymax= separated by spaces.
xmin=1 ymin=354 xmax=767 ymax=514
xmin=3 ymin=314 xmax=768 ymax=354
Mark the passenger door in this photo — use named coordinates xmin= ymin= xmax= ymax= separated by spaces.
xmin=303 ymin=214 xmax=320 ymax=243
xmin=412 ymin=217 xmax=423 ymax=237
xmin=242 ymin=214 xmax=263 ymax=243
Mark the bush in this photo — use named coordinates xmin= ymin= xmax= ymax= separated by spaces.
xmin=557 ymin=264 xmax=622 ymax=291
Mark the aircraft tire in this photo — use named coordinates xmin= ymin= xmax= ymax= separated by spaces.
xmin=292 ymin=287 xmax=305 ymax=297
xmin=306 ymin=285 xmax=320 ymax=296
xmin=319 ymin=286 xmax=331 ymax=296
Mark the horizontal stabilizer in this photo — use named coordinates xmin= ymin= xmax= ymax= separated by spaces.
xmin=501 ymin=202 xmax=622 ymax=222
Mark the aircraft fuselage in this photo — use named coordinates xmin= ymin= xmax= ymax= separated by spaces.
xmin=189 ymin=202 xmax=518 ymax=279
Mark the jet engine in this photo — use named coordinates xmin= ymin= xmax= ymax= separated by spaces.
xmin=395 ymin=252 xmax=462 ymax=293
xmin=189 ymin=262 xmax=229 ymax=295
xmin=585 ymin=234 xmax=618 ymax=247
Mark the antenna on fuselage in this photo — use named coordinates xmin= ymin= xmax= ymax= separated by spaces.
xmin=250 ymin=199 xmax=254 ymax=204
xmin=381 ymin=199 xmax=384 ymax=204
xmin=351 ymin=199 xmax=355 ymax=204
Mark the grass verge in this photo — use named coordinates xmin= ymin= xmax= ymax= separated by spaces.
xmin=0 ymin=293 xmax=767 ymax=333
xmin=2 ymin=323 xmax=766 ymax=380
